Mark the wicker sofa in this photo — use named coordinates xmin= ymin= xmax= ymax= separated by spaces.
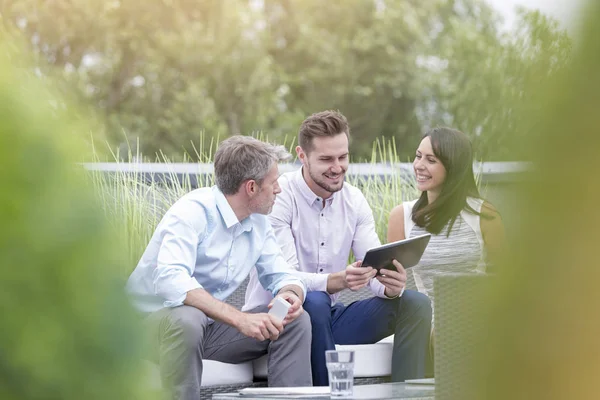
xmin=145 ymin=277 xmax=403 ymax=399
xmin=433 ymin=273 xmax=493 ymax=400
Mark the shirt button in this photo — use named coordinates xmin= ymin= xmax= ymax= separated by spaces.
xmin=321 ymin=213 xmax=324 ymax=217
xmin=321 ymin=242 xmax=325 ymax=246
xmin=319 ymin=268 xmax=324 ymax=272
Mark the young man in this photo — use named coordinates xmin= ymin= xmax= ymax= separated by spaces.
xmin=126 ymin=136 xmax=312 ymax=400
xmin=243 ymin=111 xmax=432 ymax=385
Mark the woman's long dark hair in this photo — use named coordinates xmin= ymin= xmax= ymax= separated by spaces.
xmin=412 ymin=127 xmax=492 ymax=236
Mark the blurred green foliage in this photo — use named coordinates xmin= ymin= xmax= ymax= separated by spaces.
xmin=469 ymin=1 xmax=600 ymax=399
xmin=0 ymin=40 xmax=152 ymax=399
xmin=1 ymin=0 xmax=571 ymax=161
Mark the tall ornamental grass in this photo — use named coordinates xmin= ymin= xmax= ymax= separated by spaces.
xmin=89 ymin=136 xmax=420 ymax=272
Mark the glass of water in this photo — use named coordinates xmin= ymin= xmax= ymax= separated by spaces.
xmin=325 ymin=350 xmax=355 ymax=397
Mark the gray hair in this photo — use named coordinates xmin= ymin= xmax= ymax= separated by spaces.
xmin=214 ymin=135 xmax=291 ymax=195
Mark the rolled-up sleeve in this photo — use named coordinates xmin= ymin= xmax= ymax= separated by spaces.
xmin=290 ymin=270 xmax=329 ymax=293
xmin=255 ymin=227 xmax=306 ymax=300
xmin=153 ymin=213 xmax=204 ymax=307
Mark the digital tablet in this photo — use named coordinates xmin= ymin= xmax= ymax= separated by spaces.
xmin=362 ymin=233 xmax=431 ymax=274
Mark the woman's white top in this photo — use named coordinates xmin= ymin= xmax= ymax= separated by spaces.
xmin=402 ymin=197 xmax=486 ymax=308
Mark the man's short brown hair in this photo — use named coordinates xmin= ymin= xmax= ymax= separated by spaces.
xmin=298 ymin=110 xmax=350 ymax=153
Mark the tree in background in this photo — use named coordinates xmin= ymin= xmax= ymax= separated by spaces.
xmin=1 ymin=0 xmax=571 ymax=161
xmin=261 ymin=0 xmax=444 ymax=158
xmin=419 ymin=1 xmax=572 ymax=160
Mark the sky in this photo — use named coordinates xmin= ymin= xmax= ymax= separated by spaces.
xmin=485 ymin=0 xmax=585 ymax=32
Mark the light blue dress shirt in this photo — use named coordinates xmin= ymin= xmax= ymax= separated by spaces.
xmin=126 ymin=186 xmax=306 ymax=314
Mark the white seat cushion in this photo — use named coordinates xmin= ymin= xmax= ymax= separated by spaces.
xmin=335 ymin=341 xmax=392 ymax=377
xmin=202 ymin=360 xmax=254 ymax=386
xmin=253 ymin=335 xmax=395 ymax=379
xmin=377 ymin=334 xmax=395 ymax=344
xmin=143 ymin=359 xmax=254 ymax=388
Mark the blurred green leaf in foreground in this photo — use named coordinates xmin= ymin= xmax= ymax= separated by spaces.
xmin=0 ymin=34 xmax=153 ymax=400
xmin=470 ymin=1 xmax=600 ymax=399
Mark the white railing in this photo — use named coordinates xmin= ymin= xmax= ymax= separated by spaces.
xmin=83 ymin=162 xmax=529 ymax=187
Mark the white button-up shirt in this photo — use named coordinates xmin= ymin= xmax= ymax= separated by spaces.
xmin=243 ymin=168 xmax=387 ymax=310
xmin=126 ymin=186 xmax=306 ymax=313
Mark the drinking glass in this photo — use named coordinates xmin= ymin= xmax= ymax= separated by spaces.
xmin=325 ymin=350 xmax=355 ymax=397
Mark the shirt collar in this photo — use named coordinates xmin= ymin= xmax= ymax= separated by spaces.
xmin=213 ymin=186 xmax=253 ymax=232
xmin=292 ymin=167 xmax=335 ymax=207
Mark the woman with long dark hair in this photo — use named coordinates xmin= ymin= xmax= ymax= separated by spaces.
xmin=387 ymin=127 xmax=505 ymax=306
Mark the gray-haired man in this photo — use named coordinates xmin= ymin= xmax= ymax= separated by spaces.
xmin=126 ymin=136 xmax=312 ymax=400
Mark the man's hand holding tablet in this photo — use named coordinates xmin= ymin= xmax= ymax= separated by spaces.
xmin=344 ymin=260 xmax=377 ymax=291
xmin=362 ymin=233 xmax=432 ymax=274
xmin=361 ymin=234 xmax=431 ymax=298
xmin=377 ymin=259 xmax=407 ymax=298
xmin=328 ymin=234 xmax=430 ymax=296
